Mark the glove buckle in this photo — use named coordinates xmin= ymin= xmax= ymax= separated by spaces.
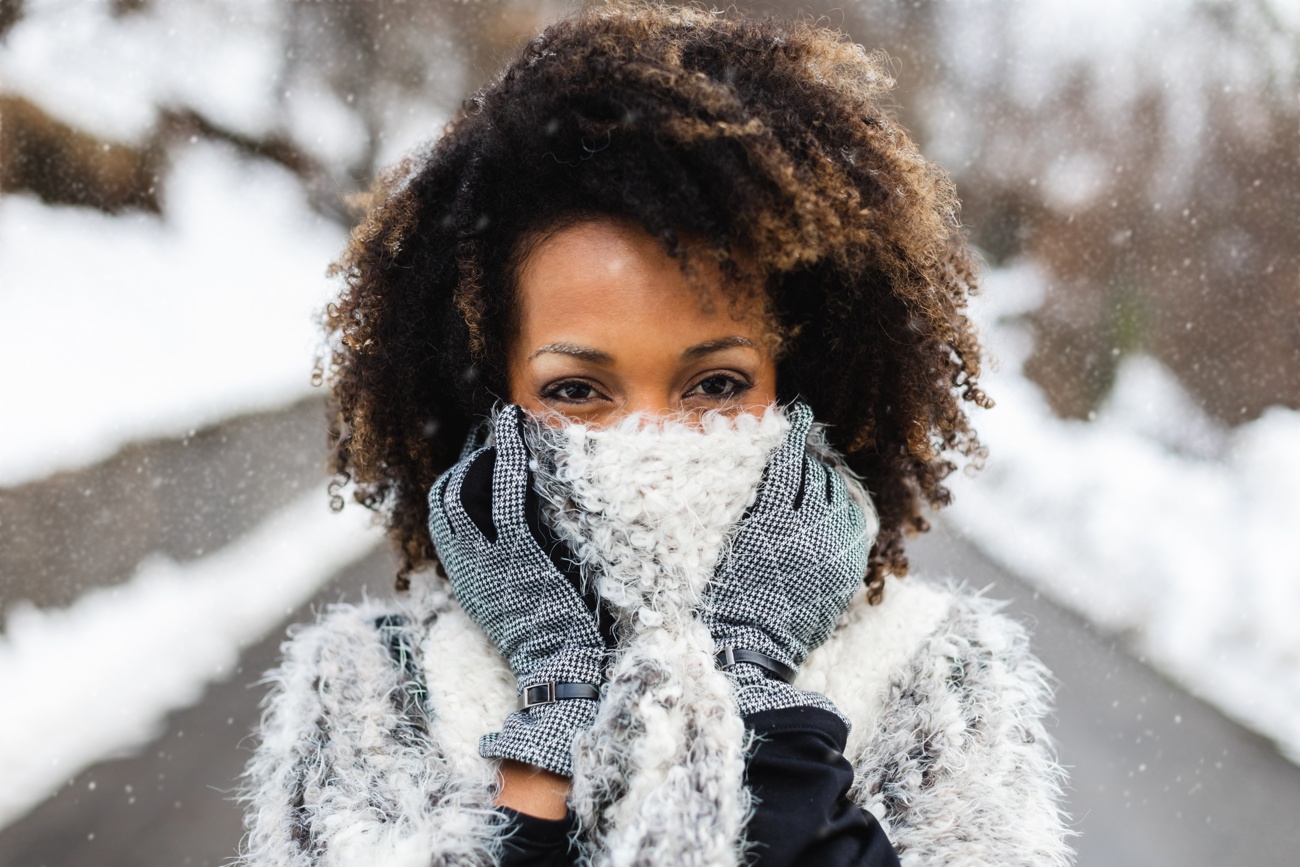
xmin=521 ymin=681 xmax=602 ymax=710
xmin=713 ymin=646 xmax=799 ymax=684
xmin=522 ymin=682 xmax=557 ymax=709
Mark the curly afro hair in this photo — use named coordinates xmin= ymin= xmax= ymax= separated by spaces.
xmin=321 ymin=0 xmax=992 ymax=603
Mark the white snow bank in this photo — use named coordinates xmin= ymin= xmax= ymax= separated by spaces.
xmin=946 ymin=260 xmax=1300 ymax=763
xmin=0 ymin=0 xmax=392 ymax=169
xmin=0 ymin=142 xmax=346 ymax=488
xmin=0 ymin=0 xmax=285 ymax=143
xmin=0 ymin=490 xmax=383 ymax=829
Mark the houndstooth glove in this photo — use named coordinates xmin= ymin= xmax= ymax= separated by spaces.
xmin=701 ymin=401 xmax=872 ymax=726
xmin=427 ymin=404 xmax=612 ymax=778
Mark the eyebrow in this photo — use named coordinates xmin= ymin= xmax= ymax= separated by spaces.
xmin=527 ymin=342 xmax=614 ymax=363
xmin=527 ymin=336 xmax=757 ymax=363
xmin=680 ymin=336 xmax=757 ymax=360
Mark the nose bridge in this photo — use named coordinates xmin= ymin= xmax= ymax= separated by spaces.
xmin=623 ymin=390 xmax=676 ymax=418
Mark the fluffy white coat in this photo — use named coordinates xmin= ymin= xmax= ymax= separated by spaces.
xmin=238 ymin=407 xmax=1074 ymax=866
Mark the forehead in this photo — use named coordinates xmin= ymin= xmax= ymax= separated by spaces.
xmin=512 ymin=216 xmax=771 ymax=342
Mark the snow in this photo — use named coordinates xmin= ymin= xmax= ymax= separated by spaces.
xmin=0 ymin=0 xmax=444 ymax=170
xmin=929 ymin=0 xmax=1299 ymax=203
xmin=0 ymin=141 xmax=347 ymax=488
xmin=0 ymin=0 xmax=285 ymax=143
xmin=283 ymin=78 xmax=374 ymax=170
xmin=945 ymin=261 xmax=1300 ymax=764
xmin=0 ymin=490 xmax=383 ymax=829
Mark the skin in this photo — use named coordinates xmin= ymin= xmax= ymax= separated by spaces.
xmin=494 ymin=215 xmax=779 ymax=819
xmin=506 ymin=216 xmax=778 ymax=423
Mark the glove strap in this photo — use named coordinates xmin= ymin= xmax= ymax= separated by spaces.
xmin=714 ymin=646 xmax=798 ymax=684
xmin=520 ymin=681 xmax=602 ymax=710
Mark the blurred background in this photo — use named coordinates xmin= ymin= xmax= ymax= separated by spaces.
xmin=1 ymin=0 xmax=1297 ymax=864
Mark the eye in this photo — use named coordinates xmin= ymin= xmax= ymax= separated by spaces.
xmin=541 ymin=379 xmax=606 ymax=404
xmin=686 ymin=373 xmax=752 ymax=400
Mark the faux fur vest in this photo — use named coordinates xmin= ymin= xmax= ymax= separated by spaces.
xmin=239 ymin=408 xmax=1074 ymax=866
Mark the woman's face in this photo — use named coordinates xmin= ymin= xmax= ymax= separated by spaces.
xmin=506 ymin=216 xmax=779 ymax=425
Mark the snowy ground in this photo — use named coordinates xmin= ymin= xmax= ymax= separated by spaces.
xmin=0 ymin=142 xmax=347 ymax=487
xmin=0 ymin=0 xmax=378 ymax=488
xmin=0 ymin=490 xmax=382 ymax=829
xmin=0 ymin=0 xmax=401 ymax=830
xmin=946 ymin=261 xmax=1300 ymax=764
xmin=0 ymin=135 xmax=377 ymax=828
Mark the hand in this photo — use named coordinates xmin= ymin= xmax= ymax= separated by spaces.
xmin=701 ymin=401 xmax=875 ymax=723
xmin=427 ymin=404 xmax=614 ymax=778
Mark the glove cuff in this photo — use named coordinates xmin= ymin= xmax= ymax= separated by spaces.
xmin=714 ymin=645 xmax=798 ymax=683
xmin=480 ymin=697 xmax=599 ymax=778
xmin=723 ymin=662 xmax=852 ymax=732
xmin=706 ymin=624 xmax=803 ymax=675
xmin=517 ymin=647 xmax=607 ymax=693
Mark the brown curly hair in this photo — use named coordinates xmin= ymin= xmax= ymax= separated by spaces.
xmin=321 ymin=0 xmax=992 ymax=603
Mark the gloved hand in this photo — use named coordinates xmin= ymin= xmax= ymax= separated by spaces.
xmin=427 ymin=404 xmax=615 ymax=778
xmin=701 ymin=401 xmax=874 ymax=725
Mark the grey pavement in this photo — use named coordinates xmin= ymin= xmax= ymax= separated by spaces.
xmin=0 ymin=396 xmax=332 ymax=618
xmin=910 ymin=522 xmax=1300 ymax=866
xmin=0 ymin=545 xmax=395 ymax=867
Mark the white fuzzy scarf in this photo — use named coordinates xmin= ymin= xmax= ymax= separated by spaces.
xmin=238 ymin=405 xmax=1074 ymax=867
xmin=526 ymin=407 xmax=811 ymax=867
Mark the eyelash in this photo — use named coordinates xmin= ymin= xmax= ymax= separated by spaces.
xmin=541 ymin=373 xmax=753 ymax=404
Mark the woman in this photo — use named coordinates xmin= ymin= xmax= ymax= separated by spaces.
xmin=239 ymin=3 xmax=1072 ymax=865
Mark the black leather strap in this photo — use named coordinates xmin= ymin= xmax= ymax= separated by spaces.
xmin=520 ymin=681 xmax=602 ymax=710
xmin=714 ymin=646 xmax=799 ymax=684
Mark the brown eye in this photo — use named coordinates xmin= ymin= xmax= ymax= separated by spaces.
xmin=542 ymin=380 xmax=602 ymax=403
xmin=688 ymin=373 xmax=751 ymax=399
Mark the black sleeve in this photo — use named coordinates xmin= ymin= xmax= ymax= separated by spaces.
xmin=495 ymin=805 xmax=581 ymax=866
xmin=741 ymin=705 xmax=901 ymax=867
